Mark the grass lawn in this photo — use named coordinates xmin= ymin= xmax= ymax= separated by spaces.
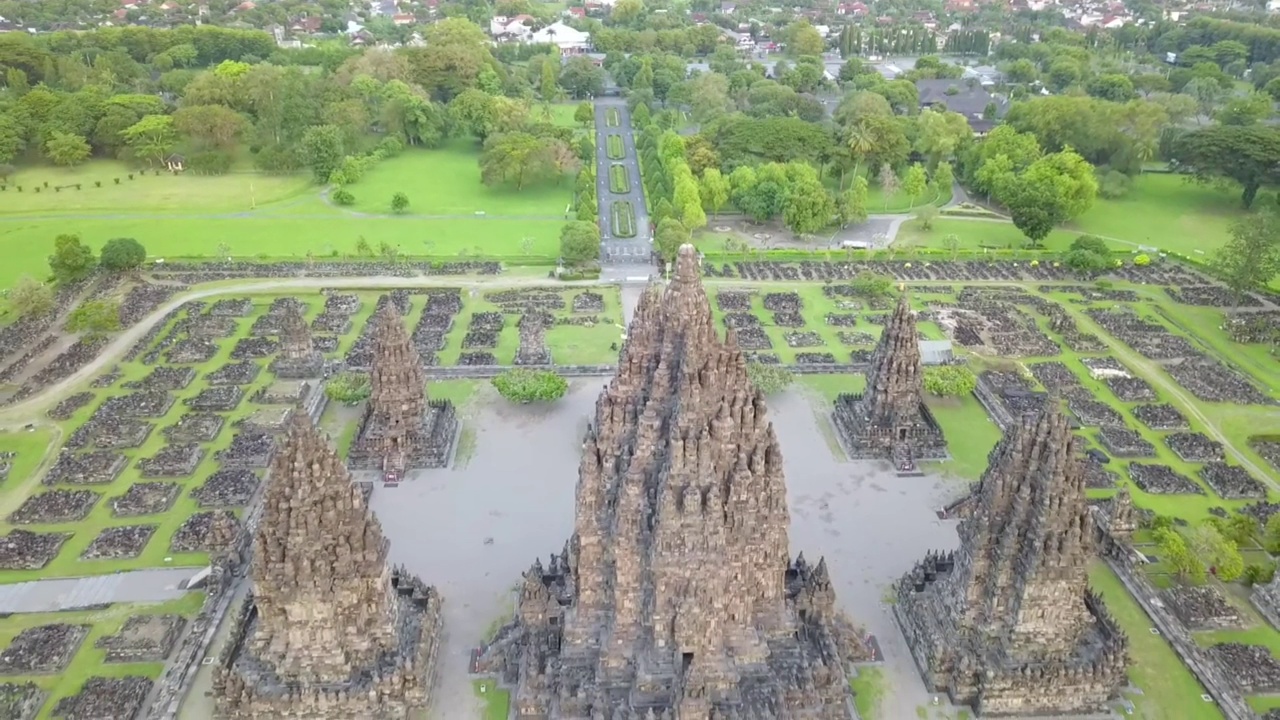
xmin=473 ymin=679 xmax=511 ymax=720
xmin=893 ymin=218 xmax=1086 ymax=253
xmin=797 ymin=373 xmax=865 ymax=403
xmin=1073 ymin=173 xmax=1245 ymax=257
xmin=0 ymin=426 xmax=58 ymax=492
xmin=0 ymin=592 xmax=205 ymax=720
xmin=826 ymin=168 xmax=953 ymax=214
xmin=1088 ymin=561 xmax=1224 ymax=720
xmin=0 ymin=159 xmax=311 ymax=215
xmin=850 ymin=666 xmax=885 ymax=720
xmin=924 ymin=393 xmax=1002 ymax=482
xmin=346 ymin=139 xmax=573 ymax=217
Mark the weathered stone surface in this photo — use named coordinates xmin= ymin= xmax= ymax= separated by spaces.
xmin=833 ymin=294 xmax=946 ymax=463
xmin=478 ymin=245 xmax=861 ymax=720
xmin=269 ymin=302 xmax=324 ymax=379
xmin=0 ymin=624 xmax=88 ymax=674
xmin=96 ymin=615 xmax=186 ymax=663
xmin=0 ymin=682 xmax=44 ymax=720
xmin=53 ymin=676 xmax=151 ymax=720
xmin=895 ymin=407 xmax=1129 ymax=717
xmin=213 ymin=413 xmax=443 ymax=719
xmin=348 ymin=304 xmax=457 ymax=476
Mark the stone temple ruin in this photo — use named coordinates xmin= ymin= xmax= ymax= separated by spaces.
xmin=478 ymin=245 xmax=864 ymax=719
xmin=213 ymin=412 xmax=443 ymax=719
xmin=269 ymin=302 xmax=324 ymax=379
xmin=894 ymin=407 xmax=1129 ymax=717
xmin=347 ymin=304 xmax=458 ymax=479
xmin=833 ymin=294 xmax=946 ymax=468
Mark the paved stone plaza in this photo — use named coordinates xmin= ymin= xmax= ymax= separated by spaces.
xmin=369 ymin=380 xmax=968 ymax=719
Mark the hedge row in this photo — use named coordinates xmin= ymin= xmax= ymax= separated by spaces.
xmin=611 ymin=201 xmax=636 ymax=238
xmin=606 ymin=135 xmax=625 ymax=160
xmin=609 ymin=164 xmax=630 ymax=194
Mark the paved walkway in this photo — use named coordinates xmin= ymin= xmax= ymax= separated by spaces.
xmin=0 ymin=568 xmax=201 ymax=613
xmin=593 ymin=98 xmax=652 ymax=263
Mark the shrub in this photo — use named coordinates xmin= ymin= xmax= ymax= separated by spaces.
xmin=1070 ymin=234 xmax=1110 ymax=255
xmin=188 ymin=150 xmax=233 ymax=175
xmin=559 ymin=221 xmax=600 ymax=264
xmin=1064 ymin=249 xmax=1112 ymax=274
xmin=847 ymin=271 xmax=896 ymax=298
xmin=332 ymin=188 xmax=355 ymax=206
xmin=915 ymin=204 xmax=938 ymax=231
xmin=391 ymin=192 xmax=409 ymax=214
xmin=1134 ymin=253 xmax=1151 ymax=266
xmin=1244 ymin=562 xmax=1277 ymax=586
xmin=1098 ymin=169 xmax=1132 ymax=199
xmin=376 ymin=136 xmax=404 ymax=157
xmin=94 ymin=180 xmax=101 ymax=188
xmin=99 ymin=237 xmax=147 ymax=271
xmin=65 ymin=299 xmax=121 ymax=334
xmin=746 ymin=363 xmax=794 ymax=394
xmin=492 ymin=369 xmax=568 ymax=404
xmin=325 ymin=371 xmax=371 ymax=405
xmin=6 ymin=276 xmax=54 ymax=318
xmin=923 ymin=365 xmax=978 ymax=397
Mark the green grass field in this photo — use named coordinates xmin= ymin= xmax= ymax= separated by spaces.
xmin=346 ymin=140 xmax=573 ymax=217
xmin=894 ymin=218 xmax=1091 ymax=253
xmin=1073 ymin=173 xmax=1244 ymax=257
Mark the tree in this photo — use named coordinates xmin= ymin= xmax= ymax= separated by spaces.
xmin=999 ymin=149 xmax=1099 ymax=248
xmin=747 ymin=363 xmax=794 ymax=394
xmin=299 ymin=124 xmax=346 ymax=184
xmin=783 ymin=176 xmax=834 ymax=236
xmin=574 ymin=101 xmax=593 ymax=127
xmin=786 ymin=22 xmax=825 ymax=57
xmin=48 ymin=234 xmax=96 ymax=283
xmin=559 ymin=220 xmax=600 ymax=264
xmin=914 ymin=108 xmax=971 ymax=168
xmin=837 ymin=176 xmax=868 ymax=227
xmin=7 ymin=276 xmax=53 ymax=318
xmin=654 ymin=218 xmax=690 ymax=263
xmin=1212 ymin=209 xmax=1280 ymax=300
xmin=493 ymin=368 xmax=569 ymax=403
xmin=391 ymin=192 xmax=410 ymax=214
xmin=700 ymin=168 xmax=730 ymax=219
xmin=539 ymin=53 xmax=558 ymax=104
xmin=65 ymin=299 xmax=121 ymax=334
xmin=44 ymin=131 xmax=90 ymax=167
xmin=1264 ymin=513 xmax=1280 ymax=554
xmin=1186 ymin=524 xmax=1244 ymax=582
xmin=0 ymin=114 xmax=25 ymax=164
xmin=902 ymin=163 xmax=928 ymax=207
xmin=1216 ymin=91 xmax=1273 ymax=127
xmin=915 ymin=203 xmax=939 ymax=231
xmin=99 ymin=238 xmax=146 ymax=272
xmin=121 ymin=115 xmax=177 ymax=165
xmin=943 ymin=233 xmax=961 ymax=259
xmin=923 ymin=366 xmax=977 ymax=396
xmin=1154 ymin=527 xmax=1206 ymax=583
xmin=325 ymin=371 xmax=371 ymax=405
xmin=560 ymin=57 xmax=605 ymax=99
xmin=1173 ymin=125 xmax=1280 ymax=208
xmin=173 ymin=104 xmax=247 ymax=150
xmin=1085 ymin=74 xmax=1136 ymax=102
xmin=480 ymin=132 xmax=555 ymax=190
xmin=878 ymin=163 xmax=900 ymax=211
xmin=932 ymin=161 xmax=954 ymax=195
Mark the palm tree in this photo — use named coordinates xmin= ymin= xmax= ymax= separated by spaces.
xmin=845 ymin=123 xmax=874 ymax=189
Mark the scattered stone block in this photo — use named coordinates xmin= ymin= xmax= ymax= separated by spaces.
xmin=163 ymin=413 xmax=224 ymax=443
xmin=43 ymin=452 xmax=127 ymax=486
xmin=184 ymin=386 xmax=244 ymax=412
xmin=111 ymin=483 xmax=180 ymax=518
xmin=52 ymin=677 xmax=152 ymax=720
xmin=205 ymin=362 xmax=260 ymax=386
xmin=0 ymin=625 xmax=88 ymax=675
xmin=137 ymin=444 xmax=205 ymax=478
xmin=1200 ymin=462 xmax=1267 ymax=500
xmin=170 ymin=511 xmax=240 ymax=553
xmin=9 ymin=490 xmax=99 ymax=525
xmin=123 ymin=367 xmax=195 ymax=391
xmin=80 ymin=525 xmax=156 ymax=560
xmin=193 ymin=469 xmax=260 ymax=508
xmin=0 ymin=682 xmax=44 ymax=720
xmin=95 ymin=615 xmax=186 ymax=663
xmin=0 ymin=531 xmax=69 ymax=570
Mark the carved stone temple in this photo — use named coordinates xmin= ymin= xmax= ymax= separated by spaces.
xmin=348 ymin=304 xmax=458 ymax=477
xmin=894 ymin=408 xmax=1129 ymax=717
xmin=270 ymin=303 xmax=324 ymax=378
xmin=478 ymin=244 xmax=867 ymax=720
xmin=213 ymin=412 xmax=443 ymax=719
xmin=833 ymin=294 xmax=946 ymax=465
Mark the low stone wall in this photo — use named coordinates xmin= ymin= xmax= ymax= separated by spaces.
xmin=1104 ymin=556 xmax=1254 ymax=720
xmin=973 ymin=377 xmax=1016 ymax=431
xmin=144 ymin=389 xmax=328 ymax=720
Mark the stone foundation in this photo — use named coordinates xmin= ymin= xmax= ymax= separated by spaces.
xmin=213 ymin=570 xmax=443 ymax=720
xmin=268 ymin=353 xmax=324 ymax=380
xmin=347 ymin=400 xmax=458 ymax=471
xmin=833 ymin=392 xmax=947 ymax=460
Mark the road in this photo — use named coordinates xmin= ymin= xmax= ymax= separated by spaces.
xmin=593 ymin=98 xmax=653 ymax=267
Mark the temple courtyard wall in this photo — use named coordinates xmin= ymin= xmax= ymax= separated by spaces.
xmin=356 ymin=381 xmax=963 ymax=720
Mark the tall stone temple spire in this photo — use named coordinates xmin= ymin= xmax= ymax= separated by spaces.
xmin=348 ymin=304 xmax=457 ymax=475
xmin=894 ymin=407 xmax=1129 ymax=717
xmin=270 ymin=302 xmax=323 ymax=378
xmin=213 ymin=412 xmax=443 ymax=719
xmin=478 ymin=245 xmax=866 ymax=720
xmin=834 ymin=293 xmax=946 ymax=462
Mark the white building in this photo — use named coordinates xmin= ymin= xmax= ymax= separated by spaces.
xmin=529 ymin=21 xmax=591 ymax=53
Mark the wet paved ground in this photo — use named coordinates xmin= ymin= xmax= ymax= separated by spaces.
xmin=0 ymin=567 xmax=201 ymax=613
xmin=369 ymin=382 xmax=969 ymax=719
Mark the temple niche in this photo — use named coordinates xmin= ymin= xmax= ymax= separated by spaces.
xmin=894 ymin=408 xmax=1129 ymax=717
xmin=833 ymin=294 xmax=947 ymax=468
xmin=478 ymin=245 xmax=867 ymax=720
xmin=347 ymin=304 xmax=458 ymax=479
xmin=212 ymin=412 xmax=443 ymax=719
xmin=269 ymin=303 xmax=324 ymax=379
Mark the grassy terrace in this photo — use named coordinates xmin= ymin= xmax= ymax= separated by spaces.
xmin=0 ymin=592 xmax=206 ymax=720
xmin=703 ymin=272 xmax=1278 ymax=720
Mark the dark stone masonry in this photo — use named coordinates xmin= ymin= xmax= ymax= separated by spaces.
xmin=213 ymin=413 xmax=443 ymax=719
xmin=833 ymin=294 xmax=946 ymax=464
xmin=477 ymin=246 xmax=865 ymax=719
xmin=347 ymin=304 xmax=457 ymax=477
xmin=895 ymin=407 xmax=1129 ymax=717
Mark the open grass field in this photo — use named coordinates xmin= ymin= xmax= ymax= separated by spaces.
xmin=0 ymin=592 xmax=205 ymax=720
xmin=473 ymin=678 xmax=511 ymax=720
xmin=346 ymin=140 xmax=573 ymax=217
xmin=894 ymin=218 xmax=1094 ymax=253
xmin=1073 ymin=173 xmax=1244 ymax=257
xmin=0 ymin=159 xmax=312 ymax=215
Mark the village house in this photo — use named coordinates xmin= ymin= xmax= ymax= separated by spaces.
xmin=915 ymin=78 xmax=1008 ymax=135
